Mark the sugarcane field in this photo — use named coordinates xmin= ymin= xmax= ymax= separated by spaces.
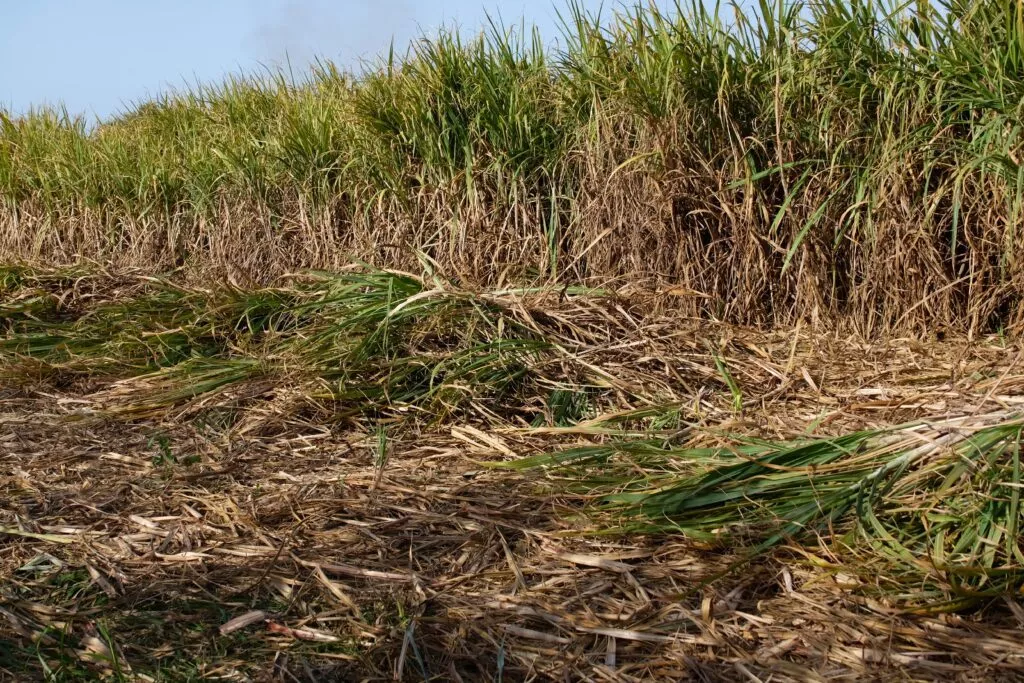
xmin=3 ymin=1 xmax=1024 ymax=680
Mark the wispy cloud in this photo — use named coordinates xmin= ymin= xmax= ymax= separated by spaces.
xmin=245 ymin=0 xmax=418 ymax=71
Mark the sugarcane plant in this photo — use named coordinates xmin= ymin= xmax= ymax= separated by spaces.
xmin=508 ymin=410 xmax=1024 ymax=609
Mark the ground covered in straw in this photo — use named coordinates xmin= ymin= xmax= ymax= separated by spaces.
xmin=2 ymin=269 xmax=1023 ymax=681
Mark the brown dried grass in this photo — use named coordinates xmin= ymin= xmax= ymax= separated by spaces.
xmin=3 ymin=292 xmax=1024 ymax=681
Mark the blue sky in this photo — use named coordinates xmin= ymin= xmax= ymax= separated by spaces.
xmin=0 ymin=0 xmax=606 ymax=120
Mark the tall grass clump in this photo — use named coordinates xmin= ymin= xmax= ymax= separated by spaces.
xmin=0 ymin=267 xmax=558 ymax=421
xmin=2 ymin=0 xmax=1024 ymax=334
